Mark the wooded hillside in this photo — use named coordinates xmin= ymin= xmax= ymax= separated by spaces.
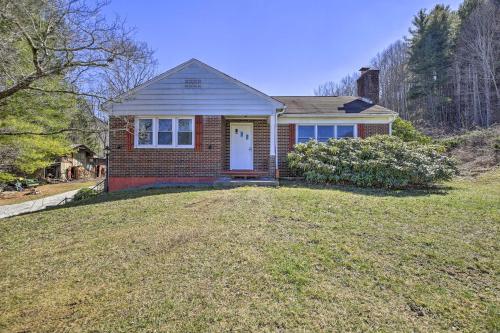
xmin=316 ymin=0 xmax=499 ymax=132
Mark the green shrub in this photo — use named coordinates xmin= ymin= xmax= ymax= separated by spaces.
xmin=73 ymin=188 xmax=99 ymax=201
xmin=287 ymin=136 xmax=457 ymax=188
xmin=0 ymin=172 xmax=16 ymax=184
xmin=392 ymin=117 xmax=431 ymax=144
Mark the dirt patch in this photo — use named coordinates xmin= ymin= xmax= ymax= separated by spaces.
xmin=439 ymin=126 xmax=500 ymax=176
xmin=0 ymin=180 xmax=98 ymax=206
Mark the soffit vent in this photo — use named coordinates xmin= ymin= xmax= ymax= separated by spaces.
xmin=184 ymin=78 xmax=201 ymax=88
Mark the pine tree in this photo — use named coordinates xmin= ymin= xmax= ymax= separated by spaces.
xmin=407 ymin=5 xmax=456 ymax=126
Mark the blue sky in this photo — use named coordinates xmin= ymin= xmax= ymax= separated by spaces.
xmin=104 ymin=0 xmax=462 ymax=95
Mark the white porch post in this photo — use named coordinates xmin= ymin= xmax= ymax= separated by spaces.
xmin=269 ymin=113 xmax=278 ymax=178
xmin=269 ymin=114 xmax=276 ymax=157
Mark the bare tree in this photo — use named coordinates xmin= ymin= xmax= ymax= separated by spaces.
xmin=315 ymin=72 xmax=359 ymax=96
xmin=371 ymin=40 xmax=411 ymax=120
xmin=99 ymin=42 xmax=158 ymax=99
xmin=0 ymin=0 xmax=149 ymax=102
xmin=453 ymin=0 xmax=500 ymax=127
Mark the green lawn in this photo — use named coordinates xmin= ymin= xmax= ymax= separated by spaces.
xmin=1 ymin=171 xmax=499 ymax=332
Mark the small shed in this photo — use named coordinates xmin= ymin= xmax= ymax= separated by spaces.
xmin=45 ymin=144 xmax=104 ymax=180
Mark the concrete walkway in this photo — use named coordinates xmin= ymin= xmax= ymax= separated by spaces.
xmin=0 ymin=189 xmax=80 ymax=219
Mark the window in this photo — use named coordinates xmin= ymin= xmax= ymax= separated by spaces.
xmin=297 ymin=125 xmax=315 ymax=143
xmin=158 ymin=119 xmax=173 ymax=145
xmin=138 ymin=119 xmax=153 ymax=145
xmin=296 ymin=124 xmax=356 ymax=143
xmin=317 ymin=126 xmax=334 ymax=142
xmin=135 ymin=117 xmax=195 ymax=148
xmin=337 ymin=125 xmax=354 ymax=138
xmin=177 ymin=119 xmax=193 ymax=146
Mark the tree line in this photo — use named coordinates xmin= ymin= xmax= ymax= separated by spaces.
xmin=0 ymin=0 xmax=157 ymax=178
xmin=316 ymin=0 xmax=499 ymax=132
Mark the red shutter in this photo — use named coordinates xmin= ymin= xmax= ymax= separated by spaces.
xmin=288 ymin=124 xmax=296 ymax=151
xmin=195 ymin=115 xmax=203 ymax=151
xmin=357 ymin=124 xmax=366 ymax=139
xmin=126 ymin=119 xmax=134 ymax=151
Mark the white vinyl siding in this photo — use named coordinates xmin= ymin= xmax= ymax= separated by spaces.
xmin=296 ymin=124 xmax=357 ymax=143
xmin=112 ymin=62 xmax=278 ymax=116
xmin=135 ymin=116 xmax=195 ymax=148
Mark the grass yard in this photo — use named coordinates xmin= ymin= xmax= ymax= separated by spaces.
xmin=1 ymin=171 xmax=499 ymax=332
xmin=0 ymin=180 xmax=98 ymax=206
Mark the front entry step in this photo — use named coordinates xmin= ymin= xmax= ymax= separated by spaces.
xmin=215 ymin=177 xmax=278 ymax=187
xmin=221 ymin=170 xmax=268 ymax=179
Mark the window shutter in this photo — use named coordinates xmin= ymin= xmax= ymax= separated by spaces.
xmin=357 ymin=124 xmax=366 ymax=139
xmin=288 ymin=124 xmax=296 ymax=151
xmin=195 ymin=115 xmax=203 ymax=151
xmin=126 ymin=118 xmax=134 ymax=151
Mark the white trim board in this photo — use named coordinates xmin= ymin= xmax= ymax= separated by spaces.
xmin=111 ymin=110 xmax=277 ymax=117
xmin=134 ymin=116 xmax=195 ymax=149
xmin=278 ymin=115 xmax=395 ymax=124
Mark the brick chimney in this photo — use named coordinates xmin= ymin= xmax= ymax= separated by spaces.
xmin=356 ymin=67 xmax=380 ymax=104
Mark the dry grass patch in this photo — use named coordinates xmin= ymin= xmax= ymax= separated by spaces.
xmin=0 ymin=180 xmax=97 ymax=206
xmin=1 ymin=171 xmax=499 ymax=332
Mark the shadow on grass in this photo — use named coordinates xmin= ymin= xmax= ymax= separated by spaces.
xmin=43 ymin=185 xmax=230 ymax=212
xmin=43 ymin=180 xmax=455 ymax=213
xmin=279 ymin=180 xmax=454 ymax=198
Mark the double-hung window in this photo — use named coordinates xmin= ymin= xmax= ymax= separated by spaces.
xmin=137 ymin=119 xmax=154 ymax=146
xmin=296 ymin=124 xmax=356 ymax=143
xmin=157 ymin=119 xmax=173 ymax=146
xmin=177 ymin=119 xmax=193 ymax=146
xmin=337 ymin=125 xmax=355 ymax=138
xmin=135 ymin=117 xmax=195 ymax=148
xmin=317 ymin=125 xmax=335 ymax=142
xmin=297 ymin=125 xmax=315 ymax=143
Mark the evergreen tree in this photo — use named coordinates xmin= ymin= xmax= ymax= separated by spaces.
xmin=407 ymin=5 xmax=456 ymax=126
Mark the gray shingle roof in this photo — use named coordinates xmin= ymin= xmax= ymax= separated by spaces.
xmin=272 ymin=96 xmax=396 ymax=115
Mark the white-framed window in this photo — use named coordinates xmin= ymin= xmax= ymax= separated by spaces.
xmin=157 ymin=118 xmax=173 ymax=146
xmin=296 ymin=124 xmax=357 ymax=143
xmin=135 ymin=116 xmax=195 ymax=148
xmin=137 ymin=118 xmax=154 ymax=147
xmin=176 ymin=118 xmax=193 ymax=147
xmin=297 ymin=125 xmax=315 ymax=143
xmin=337 ymin=125 xmax=355 ymax=138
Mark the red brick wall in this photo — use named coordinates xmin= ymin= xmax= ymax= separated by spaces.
xmin=109 ymin=116 xmax=223 ymax=181
xmin=357 ymin=69 xmax=380 ymax=104
xmin=362 ymin=124 xmax=390 ymax=137
xmin=277 ymin=124 xmax=293 ymax=177
xmin=223 ymin=119 xmax=270 ymax=172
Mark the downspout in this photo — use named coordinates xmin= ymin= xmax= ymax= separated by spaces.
xmin=275 ymin=106 xmax=286 ymax=178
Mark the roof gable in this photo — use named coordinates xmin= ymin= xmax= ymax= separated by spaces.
xmin=107 ymin=59 xmax=283 ymax=114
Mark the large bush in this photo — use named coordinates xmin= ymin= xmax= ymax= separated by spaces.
xmin=73 ymin=188 xmax=99 ymax=202
xmin=392 ymin=117 xmax=431 ymax=144
xmin=288 ymin=136 xmax=457 ymax=188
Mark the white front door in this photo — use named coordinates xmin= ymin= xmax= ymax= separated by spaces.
xmin=230 ymin=123 xmax=253 ymax=170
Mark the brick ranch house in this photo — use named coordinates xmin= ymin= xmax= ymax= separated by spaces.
xmin=104 ymin=59 xmax=396 ymax=191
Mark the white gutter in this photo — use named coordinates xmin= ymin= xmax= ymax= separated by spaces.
xmin=279 ymin=113 xmax=397 ymax=118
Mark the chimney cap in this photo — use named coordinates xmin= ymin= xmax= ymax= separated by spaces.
xmin=359 ymin=67 xmax=371 ymax=72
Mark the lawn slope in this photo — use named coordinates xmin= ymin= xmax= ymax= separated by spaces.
xmin=1 ymin=171 xmax=499 ymax=332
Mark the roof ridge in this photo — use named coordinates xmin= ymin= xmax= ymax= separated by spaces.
xmin=272 ymin=95 xmax=357 ymax=97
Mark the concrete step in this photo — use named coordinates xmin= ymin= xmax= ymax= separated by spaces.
xmin=214 ymin=177 xmax=278 ymax=187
